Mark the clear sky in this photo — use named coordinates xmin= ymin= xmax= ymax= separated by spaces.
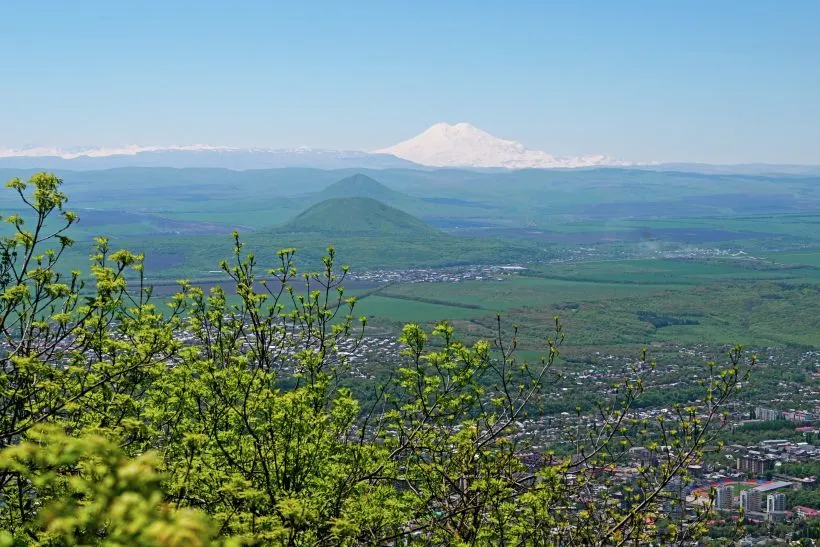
xmin=2 ymin=0 xmax=819 ymax=164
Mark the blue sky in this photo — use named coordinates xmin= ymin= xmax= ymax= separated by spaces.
xmin=2 ymin=0 xmax=819 ymax=164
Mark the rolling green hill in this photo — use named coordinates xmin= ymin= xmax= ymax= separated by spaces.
xmin=5 ymin=167 xmax=819 ymax=234
xmin=5 ymin=166 xmax=818 ymax=282
xmin=201 ymin=197 xmax=543 ymax=273
xmin=279 ymin=197 xmax=441 ymax=236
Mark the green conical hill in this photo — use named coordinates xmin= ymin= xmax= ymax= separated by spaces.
xmin=279 ymin=197 xmax=441 ymax=236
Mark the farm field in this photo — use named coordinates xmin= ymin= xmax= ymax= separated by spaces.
xmin=764 ymin=250 xmax=820 ymax=267
xmin=375 ymin=276 xmax=670 ymax=310
xmin=350 ymin=261 xmax=820 ymax=351
xmin=352 ymin=294 xmax=486 ymax=323
xmin=522 ymin=258 xmax=820 ymax=285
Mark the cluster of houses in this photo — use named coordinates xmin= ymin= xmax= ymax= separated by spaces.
xmin=347 ymin=264 xmax=525 ymax=284
xmin=333 ymin=336 xmax=403 ymax=378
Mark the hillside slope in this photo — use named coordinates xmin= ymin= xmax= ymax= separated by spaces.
xmin=280 ymin=197 xmax=441 ymax=236
xmin=318 ymin=174 xmax=410 ymax=202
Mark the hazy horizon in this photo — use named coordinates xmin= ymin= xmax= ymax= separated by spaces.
xmin=3 ymin=1 xmax=819 ymax=164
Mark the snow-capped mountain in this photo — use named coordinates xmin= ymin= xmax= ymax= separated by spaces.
xmin=0 ymin=144 xmax=231 ymax=159
xmin=376 ymin=122 xmax=631 ymax=169
xmin=0 ymin=145 xmax=418 ymax=170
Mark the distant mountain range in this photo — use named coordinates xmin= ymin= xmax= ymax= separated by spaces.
xmin=3 ymin=124 xmax=819 ymax=173
xmin=0 ymin=146 xmax=420 ymax=170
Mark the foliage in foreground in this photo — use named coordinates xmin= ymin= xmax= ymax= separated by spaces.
xmin=0 ymin=174 xmax=755 ymax=545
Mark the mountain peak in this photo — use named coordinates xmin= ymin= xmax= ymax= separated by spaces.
xmin=316 ymin=174 xmax=418 ymax=211
xmin=280 ymin=197 xmax=440 ymax=236
xmin=376 ymin=123 xmax=629 ymax=169
xmin=333 ymin=173 xmax=382 ymax=186
xmin=426 ymin=122 xmax=481 ymax=133
xmin=321 ymin=174 xmax=401 ymax=198
xmin=419 ymin=123 xmax=504 ymax=143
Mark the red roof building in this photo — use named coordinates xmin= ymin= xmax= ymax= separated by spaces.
xmin=794 ymin=506 xmax=820 ymax=519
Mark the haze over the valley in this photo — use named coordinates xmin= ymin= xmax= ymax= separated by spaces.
xmin=8 ymin=123 xmax=819 ymax=174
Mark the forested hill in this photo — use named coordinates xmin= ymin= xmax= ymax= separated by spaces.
xmin=278 ymin=197 xmax=441 ymax=236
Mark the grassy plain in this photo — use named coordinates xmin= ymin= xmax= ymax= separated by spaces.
xmin=351 ymin=260 xmax=820 ymax=352
xmin=764 ymin=250 xmax=820 ymax=267
xmin=352 ymin=295 xmax=486 ymax=323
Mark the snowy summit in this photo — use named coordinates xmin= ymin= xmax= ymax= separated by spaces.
xmin=376 ymin=122 xmax=630 ymax=169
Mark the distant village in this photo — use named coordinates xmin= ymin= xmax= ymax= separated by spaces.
xmin=343 ymin=246 xmax=757 ymax=285
xmin=347 ymin=264 xmax=527 ymax=285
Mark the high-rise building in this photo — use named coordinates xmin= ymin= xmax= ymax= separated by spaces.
xmin=628 ymin=446 xmax=656 ymax=466
xmin=740 ymin=489 xmax=762 ymax=513
xmin=755 ymin=407 xmax=783 ymax=421
xmin=737 ymin=455 xmax=774 ymax=475
xmin=716 ymin=485 xmax=734 ymax=511
xmin=767 ymin=493 xmax=786 ymax=513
